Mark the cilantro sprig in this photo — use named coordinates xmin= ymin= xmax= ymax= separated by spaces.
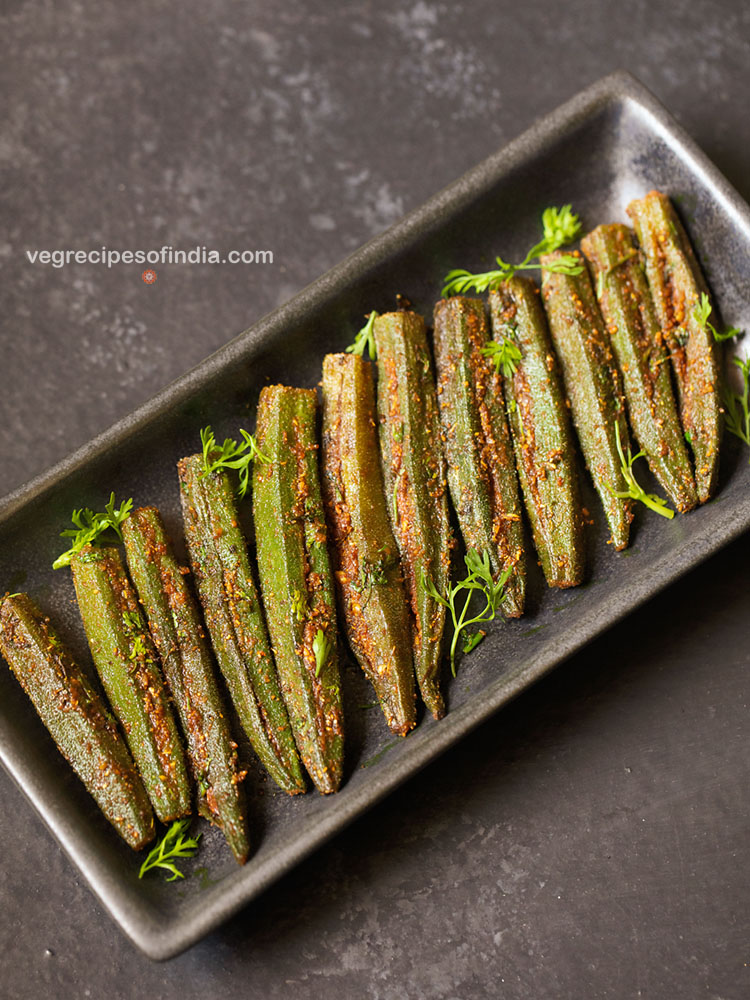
xmin=200 ymin=425 xmax=270 ymax=499
xmin=442 ymin=205 xmax=583 ymax=297
xmin=608 ymin=422 xmax=674 ymax=519
xmin=722 ymin=356 xmax=750 ymax=456
xmin=345 ymin=310 xmax=379 ymax=360
xmin=481 ymin=323 xmax=522 ymax=377
xmin=52 ymin=493 xmax=133 ymax=569
xmin=422 ymin=549 xmax=512 ymax=676
xmin=138 ymin=819 xmax=202 ymax=882
xmin=692 ymin=292 xmax=742 ymax=343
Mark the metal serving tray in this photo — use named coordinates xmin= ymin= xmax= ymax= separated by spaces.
xmin=0 ymin=71 xmax=748 ymax=959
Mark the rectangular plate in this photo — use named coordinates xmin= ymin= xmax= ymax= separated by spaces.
xmin=1 ymin=71 xmax=748 ymax=961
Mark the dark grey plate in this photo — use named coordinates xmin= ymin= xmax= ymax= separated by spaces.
xmin=0 ymin=71 xmax=748 ymax=961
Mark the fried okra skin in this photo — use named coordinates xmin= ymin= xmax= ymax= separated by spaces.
xmin=541 ymin=250 xmax=632 ymax=550
xmin=582 ymin=223 xmax=697 ymax=514
xmin=253 ymin=386 xmax=344 ymax=793
xmin=432 ymin=297 xmax=525 ymax=619
xmin=627 ymin=190 xmax=720 ymax=503
xmin=489 ymin=278 xmax=585 ymax=587
xmin=123 ymin=506 xmax=250 ymax=863
xmin=375 ymin=311 xmax=454 ymax=719
xmin=71 ymin=545 xmax=191 ymax=823
xmin=178 ymin=455 xmax=306 ymax=795
xmin=321 ymin=352 xmax=416 ymax=737
xmin=0 ymin=592 xmax=155 ymax=850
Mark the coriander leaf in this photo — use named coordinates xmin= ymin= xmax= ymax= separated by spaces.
xmin=421 ymin=549 xmax=513 ymax=676
xmin=607 ymin=421 xmax=674 ymax=519
xmin=693 ymin=292 xmax=712 ymax=330
xmin=441 ymin=260 xmax=515 ymax=297
xmin=129 ymin=634 xmax=147 ymax=661
xmin=53 ymin=493 xmax=133 ymax=569
xmin=200 ymin=425 xmax=270 ymax=499
xmin=138 ymin=819 xmax=202 ymax=882
xmin=312 ymin=628 xmax=333 ymax=678
xmin=538 ymin=204 xmax=582 ymax=250
xmin=692 ymin=292 xmax=742 ymax=343
xmin=442 ymin=205 xmax=583 ymax=297
xmin=481 ymin=336 xmax=522 ymax=378
xmin=345 ymin=311 xmax=379 ymax=360
xmin=722 ymin=355 xmax=750 ymax=457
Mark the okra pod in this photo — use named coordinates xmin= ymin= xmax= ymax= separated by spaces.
xmin=321 ymin=353 xmax=416 ymax=737
xmin=581 ymin=223 xmax=698 ymax=513
xmin=374 ymin=311 xmax=453 ymax=720
xmin=253 ymin=386 xmax=344 ymax=794
xmin=627 ymin=190 xmax=721 ymax=502
xmin=0 ymin=593 xmax=155 ymax=850
xmin=488 ymin=277 xmax=585 ymax=587
xmin=70 ymin=545 xmax=191 ymax=823
xmin=122 ymin=507 xmax=250 ymax=863
xmin=431 ymin=297 xmax=525 ymax=617
xmin=540 ymin=251 xmax=632 ymax=550
xmin=178 ymin=454 xmax=305 ymax=794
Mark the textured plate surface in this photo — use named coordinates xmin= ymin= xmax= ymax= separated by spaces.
xmin=0 ymin=71 xmax=748 ymax=960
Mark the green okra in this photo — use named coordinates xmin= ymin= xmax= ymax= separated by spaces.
xmin=253 ymin=386 xmax=344 ymax=794
xmin=627 ymin=190 xmax=721 ymax=503
xmin=374 ymin=311 xmax=454 ymax=720
xmin=178 ymin=454 xmax=305 ymax=795
xmin=70 ymin=545 xmax=191 ymax=823
xmin=0 ymin=593 xmax=155 ymax=850
xmin=321 ymin=352 xmax=416 ymax=737
xmin=431 ymin=297 xmax=525 ymax=617
xmin=540 ymin=250 xmax=632 ymax=550
xmin=122 ymin=506 xmax=251 ymax=863
xmin=488 ymin=277 xmax=585 ymax=587
xmin=581 ymin=223 xmax=698 ymax=513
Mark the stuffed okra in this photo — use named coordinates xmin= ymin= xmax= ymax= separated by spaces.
xmin=432 ymin=297 xmax=525 ymax=618
xmin=627 ymin=190 xmax=721 ymax=502
xmin=489 ymin=277 xmax=585 ymax=587
xmin=582 ymin=223 xmax=698 ymax=513
xmin=0 ymin=593 xmax=155 ymax=850
xmin=70 ymin=545 xmax=191 ymax=823
xmin=178 ymin=454 xmax=305 ymax=795
xmin=253 ymin=387 xmax=344 ymax=794
xmin=374 ymin=311 xmax=453 ymax=720
xmin=321 ymin=353 xmax=416 ymax=737
xmin=540 ymin=250 xmax=632 ymax=550
xmin=122 ymin=507 xmax=251 ymax=863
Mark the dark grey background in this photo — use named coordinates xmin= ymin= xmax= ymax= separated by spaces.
xmin=1 ymin=1 xmax=749 ymax=997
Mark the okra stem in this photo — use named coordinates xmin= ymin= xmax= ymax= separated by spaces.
xmin=374 ymin=311 xmax=454 ymax=720
xmin=253 ymin=386 xmax=344 ymax=794
xmin=627 ymin=191 xmax=721 ymax=503
xmin=122 ymin=507 xmax=251 ymax=863
xmin=70 ymin=545 xmax=191 ymax=823
xmin=540 ymin=250 xmax=632 ymax=550
xmin=0 ymin=593 xmax=155 ymax=850
xmin=321 ymin=353 xmax=416 ymax=737
xmin=178 ymin=454 xmax=306 ymax=795
xmin=581 ymin=223 xmax=698 ymax=513
xmin=489 ymin=277 xmax=585 ymax=587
